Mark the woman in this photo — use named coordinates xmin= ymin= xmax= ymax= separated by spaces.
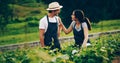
xmin=61 ymin=10 xmax=91 ymax=48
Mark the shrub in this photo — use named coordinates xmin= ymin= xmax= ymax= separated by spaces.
xmin=25 ymin=17 xmax=34 ymax=21
xmin=27 ymin=21 xmax=38 ymax=27
xmin=30 ymin=10 xmax=41 ymax=14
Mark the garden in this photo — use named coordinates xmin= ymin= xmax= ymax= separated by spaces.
xmin=0 ymin=33 xmax=120 ymax=63
xmin=0 ymin=0 xmax=120 ymax=63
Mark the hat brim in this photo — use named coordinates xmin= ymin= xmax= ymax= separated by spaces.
xmin=46 ymin=6 xmax=63 ymax=10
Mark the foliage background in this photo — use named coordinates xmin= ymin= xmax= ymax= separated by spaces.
xmin=0 ymin=0 xmax=120 ymax=45
xmin=43 ymin=0 xmax=120 ymax=27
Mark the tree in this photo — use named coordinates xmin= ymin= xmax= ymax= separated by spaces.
xmin=16 ymin=0 xmax=36 ymax=4
xmin=0 ymin=0 xmax=13 ymax=35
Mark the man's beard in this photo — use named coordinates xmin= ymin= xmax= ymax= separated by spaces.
xmin=55 ymin=13 xmax=58 ymax=16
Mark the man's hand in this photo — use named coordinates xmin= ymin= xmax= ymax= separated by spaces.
xmin=40 ymin=29 xmax=45 ymax=48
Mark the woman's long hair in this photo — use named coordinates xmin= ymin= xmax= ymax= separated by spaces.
xmin=74 ymin=10 xmax=91 ymax=30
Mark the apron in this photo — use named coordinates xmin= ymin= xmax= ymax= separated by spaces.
xmin=44 ymin=15 xmax=61 ymax=50
xmin=73 ymin=23 xmax=90 ymax=47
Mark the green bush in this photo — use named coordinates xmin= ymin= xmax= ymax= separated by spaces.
xmin=25 ymin=17 xmax=34 ymax=21
xmin=27 ymin=21 xmax=38 ymax=27
xmin=30 ymin=10 xmax=41 ymax=14
xmin=59 ymin=34 xmax=120 ymax=63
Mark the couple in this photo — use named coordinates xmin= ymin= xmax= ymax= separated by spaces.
xmin=39 ymin=2 xmax=91 ymax=50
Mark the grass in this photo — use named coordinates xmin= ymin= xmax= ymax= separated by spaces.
xmin=2 ymin=24 xmax=39 ymax=36
xmin=97 ymin=20 xmax=120 ymax=26
xmin=7 ymin=22 xmax=27 ymax=30
xmin=0 ymin=19 xmax=120 ymax=46
xmin=0 ymin=19 xmax=120 ymax=45
xmin=20 ymin=2 xmax=47 ymax=7
xmin=0 ymin=32 xmax=39 ymax=46
xmin=10 ymin=3 xmax=47 ymax=18
xmin=89 ymin=19 xmax=120 ymax=33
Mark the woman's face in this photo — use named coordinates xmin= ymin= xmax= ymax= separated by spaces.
xmin=71 ymin=12 xmax=77 ymax=21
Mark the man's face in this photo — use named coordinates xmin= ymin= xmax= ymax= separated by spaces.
xmin=54 ymin=9 xmax=60 ymax=16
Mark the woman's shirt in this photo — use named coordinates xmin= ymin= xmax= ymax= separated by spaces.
xmin=70 ymin=21 xmax=88 ymax=31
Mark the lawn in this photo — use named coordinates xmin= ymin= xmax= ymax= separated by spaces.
xmin=0 ymin=19 xmax=120 ymax=46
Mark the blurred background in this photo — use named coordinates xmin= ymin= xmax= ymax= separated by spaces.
xmin=0 ymin=0 xmax=120 ymax=46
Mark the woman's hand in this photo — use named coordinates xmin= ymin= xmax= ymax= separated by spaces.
xmin=81 ymin=42 xmax=87 ymax=48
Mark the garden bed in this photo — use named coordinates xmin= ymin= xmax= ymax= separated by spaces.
xmin=0 ymin=33 xmax=120 ymax=63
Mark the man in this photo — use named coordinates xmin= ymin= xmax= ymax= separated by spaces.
xmin=39 ymin=2 xmax=63 ymax=50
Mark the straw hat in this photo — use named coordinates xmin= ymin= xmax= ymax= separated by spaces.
xmin=46 ymin=2 xmax=63 ymax=10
